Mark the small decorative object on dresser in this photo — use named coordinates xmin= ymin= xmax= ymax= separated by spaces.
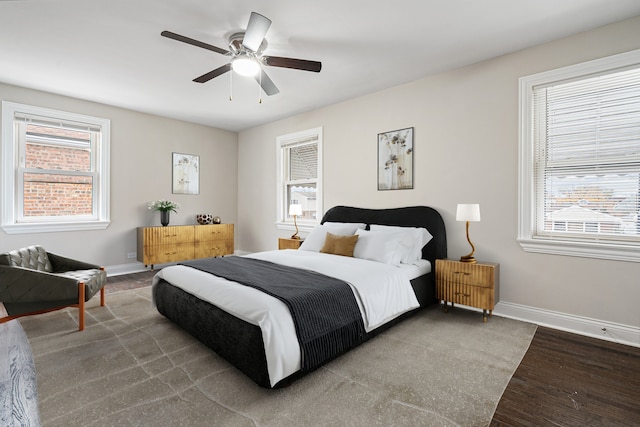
xmin=278 ymin=237 xmax=303 ymax=250
xmin=435 ymin=258 xmax=499 ymax=322
xmin=212 ymin=216 xmax=221 ymax=224
xmin=196 ymin=214 xmax=213 ymax=225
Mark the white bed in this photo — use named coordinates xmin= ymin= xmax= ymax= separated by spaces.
xmin=152 ymin=205 xmax=447 ymax=388
xmin=154 ymin=249 xmax=430 ymax=386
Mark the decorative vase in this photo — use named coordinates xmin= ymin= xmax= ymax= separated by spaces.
xmin=196 ymin=214 xmax=213 ymax=225
xmin=160 ymin=210 xmax=170 ymax=226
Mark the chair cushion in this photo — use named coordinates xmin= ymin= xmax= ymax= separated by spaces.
xmin=5 ymin=246 xmax=52 ymax=272
xmin=56 ymin=269 xmax=107 ymax=301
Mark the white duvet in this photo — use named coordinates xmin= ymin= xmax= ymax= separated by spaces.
xmin=152 ymin=250 xmax=426 ymax=386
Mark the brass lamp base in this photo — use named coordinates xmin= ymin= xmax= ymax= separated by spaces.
xmin=291 ymin=215 xmax=300 ymax=239
xmin=460 ymin=221 xmax=477 ymax=263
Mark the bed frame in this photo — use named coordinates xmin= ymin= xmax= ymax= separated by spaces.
xmin=153 ymin=205 xmax=447 ymax=388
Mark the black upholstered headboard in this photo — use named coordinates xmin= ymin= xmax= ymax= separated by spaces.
xmin=320 ymin=206 xmax=447 ymax=265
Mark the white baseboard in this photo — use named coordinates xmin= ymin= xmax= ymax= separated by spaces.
xmin=105 ymin=262 xmax=151 ymax=276
xmin=494 ymin=301 xmax=640 ymax=348
xmin=105 ymin=252 xmax=243 ymax=277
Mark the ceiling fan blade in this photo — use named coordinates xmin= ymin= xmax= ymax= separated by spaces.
xmin=255 ymin=68 xmax=280 ymax=96
xmin=161 ymin=31 xmax=229 ymax=55
xmin=193 ymin=63 xmax=232 ymax=83
xmin=263 ymin=56 xmax=322 ymax=73
xmin=242 ymin=12 xmax=271 ymax=52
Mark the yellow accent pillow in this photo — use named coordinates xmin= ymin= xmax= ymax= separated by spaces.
xmin=320 ymin=232 xmax=359 ymax=257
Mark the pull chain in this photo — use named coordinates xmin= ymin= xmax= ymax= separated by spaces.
xmin=258 ymin=70 xmax=262 ymax=104
xmin=229 ymin=69 xmax=233 ymax=101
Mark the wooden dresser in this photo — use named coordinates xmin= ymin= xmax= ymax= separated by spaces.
xmin=435 ymin=259 xmax=499 ymax=322
xmin=137 ymin=224 xmax=234 ymax=269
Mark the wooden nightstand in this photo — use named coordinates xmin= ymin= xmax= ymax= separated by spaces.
xmin=435 ymin=259 xmax=500 ymax=322
xmin=278 ymin=237 xmax=303 ymax=250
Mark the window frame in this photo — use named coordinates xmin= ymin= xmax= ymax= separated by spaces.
xmin=275 ymin=127 xmax=323 ymax=233
xmin=1 ymin=101 xmax=110 ymax=234
xmin=518 ymin=48 xmax=640 ymax=262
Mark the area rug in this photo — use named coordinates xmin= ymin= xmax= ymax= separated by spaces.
xmin=20 ymin=287 xmax=537 ymax=426
xmin=0 ymin=318 xmax=40 ymax=427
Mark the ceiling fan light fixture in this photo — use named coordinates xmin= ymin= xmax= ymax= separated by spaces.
xmin=232 ymin=56 xmax=260 ymax=77
xmin=162 ymin=11 xmax=321 ymax=96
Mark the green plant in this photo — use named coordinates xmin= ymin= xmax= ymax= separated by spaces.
xmin=147 ymin=199 xmax=179 ymax=213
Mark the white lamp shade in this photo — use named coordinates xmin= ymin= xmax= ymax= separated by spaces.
xmin=289 ymin=204 xmax=303 ymax=216
xmin=456 ymin=204 xmax=481 ymax=222
xmin=232 ymin=56 xmax=260 ymax=76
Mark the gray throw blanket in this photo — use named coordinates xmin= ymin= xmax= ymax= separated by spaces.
xmin=180 ymin=256 xmax=367 ymax=371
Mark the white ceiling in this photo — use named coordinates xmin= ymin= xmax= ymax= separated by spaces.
xmin=2 ymin=0 xmax=640 ymax=132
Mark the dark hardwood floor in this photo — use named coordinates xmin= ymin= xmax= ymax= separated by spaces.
xmin=107 ymin=271 xmax=640 ymax=426
xmin=491 ymin=326 xmax=640 ymax=426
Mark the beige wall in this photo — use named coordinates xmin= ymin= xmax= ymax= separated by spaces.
xmin=238 ymin=16 xmax=640 ymax=330
xmin=0 ymin=83 xmax=238 ymax=269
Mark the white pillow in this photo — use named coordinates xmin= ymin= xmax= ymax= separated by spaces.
xmin=369 ymin=225 xmax=433 ymax=264
xmin=299 ymin=222 xmax=366 ymax=252
xmin=353 ymin=229 xmax=407 ymax=265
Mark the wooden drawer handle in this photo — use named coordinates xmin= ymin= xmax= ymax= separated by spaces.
xmin=454 ymin=271 xmax=471 ymax=276
xmin=454 ymin=292 xmax=470 ymax=297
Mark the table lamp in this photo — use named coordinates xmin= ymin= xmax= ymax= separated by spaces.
xmin=456 ymin=203 xmax=481 ymax=263
xmin=289 ymin=204 xmax=303 ymax=239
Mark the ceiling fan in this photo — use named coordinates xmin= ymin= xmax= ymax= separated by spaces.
xmin=161 ymin=12 xmax=322 ymax=97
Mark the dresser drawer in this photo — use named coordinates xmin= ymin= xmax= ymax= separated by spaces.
xmin=144 ymin=243 xmax=194 ymax=264
xmin=436 ymin=281 xmax=495 ymax=311
xmin=194 ymin=240 xmax=234 ymax=258
xmin=436 ymin=259 xmax=496 ymax=287
xmin=140 ymin=226 xmax=194 ymax=246
xmin=195 ymin=224 xmax=234 ymax=242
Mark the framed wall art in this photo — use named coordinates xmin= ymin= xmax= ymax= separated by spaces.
xmin=377 ymin=127 xmax=413 ymax=190
xmin=172 ymin=152 xmax=199 ymax=195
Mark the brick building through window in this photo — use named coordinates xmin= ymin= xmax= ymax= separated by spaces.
xmin=23 ymin=124 xmax=93 ymax=217
xmin=2 ymin=101 xmax=110 ymax=234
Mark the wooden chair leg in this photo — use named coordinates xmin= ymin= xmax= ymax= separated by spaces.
xmin=78 ymin=282 xmax=85 ymax=331
xmin=100 ymin=266 xmax=106 ymax=306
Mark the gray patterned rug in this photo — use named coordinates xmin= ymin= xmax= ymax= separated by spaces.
xmin=20 ymin=287 xmax=536 ymax=426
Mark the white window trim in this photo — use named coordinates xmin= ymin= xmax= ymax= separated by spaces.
xmin=518 ymin=48 xmax=640 ymax=262
xmin=276 ymin=127 xmax=323 ymax=233
xmin=1 ymin=101 xmax=111 ymax=234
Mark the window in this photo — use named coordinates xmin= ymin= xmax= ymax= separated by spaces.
xmin=1 ymin=102 xmax=110 ymax=234
xmin=276 ymin=127 xmax=322 ymax=231
xmin=518 ymin=49 xmax=640 ymax=262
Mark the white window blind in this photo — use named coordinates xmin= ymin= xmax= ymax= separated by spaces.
xmin=533 ymin=66 xmax=640 ymax=242
xmin=276 ymin=127 xmax=323 ymax=228
xmin=288 ymin=141 xmax=318 ymax=180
